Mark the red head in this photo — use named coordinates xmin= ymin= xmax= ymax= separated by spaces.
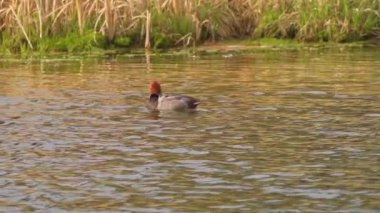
xmin=149 ymin=80 xmax=162 ymax=95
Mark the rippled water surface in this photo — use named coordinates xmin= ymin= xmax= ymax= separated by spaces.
xmin=1 ymin=49 xmax=380 ymax=212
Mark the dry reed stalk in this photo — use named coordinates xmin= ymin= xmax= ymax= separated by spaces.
xmin=75 ymin=0 xmax=84 ymax=35
xmin=192 ymin=13 xmax=201 ymax=41
xmin=104 ymin=0 xmax=116 ymax=42
xmin=145 ymin=9 xmax=151 ymax=48
xmin=85 ymin=0 xmax=98 ymax=18
xmin=183 ymin=0 xmax=193 ymax=15
xmin=51 ymin=1 xmax=71 ymax=27
xmin=49 ymin=0 xmax=57 ymax=33
xmin=9 ymin=5 xmax=33 ymax=49
xmin=0 ymin=1 xmax=7 ymax=30
xmin=34 ymin=0 xmax=43 ymax=38
xmin=172 ymin=0 xmax=181 ymax=15
xmin=176 ymin=33 xmax=193 ymax=47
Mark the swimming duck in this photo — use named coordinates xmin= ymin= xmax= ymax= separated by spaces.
xmin=147 ymin=80 xmax=199 ymax=111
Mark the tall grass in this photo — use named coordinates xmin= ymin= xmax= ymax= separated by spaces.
xmin=0 ymin=0 xmax=379 ymax=52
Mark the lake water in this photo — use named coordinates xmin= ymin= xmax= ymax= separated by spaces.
xmin=1 ymin=48 xmax=379 ymax=212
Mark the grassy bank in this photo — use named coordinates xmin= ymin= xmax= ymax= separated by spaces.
xmin=0 ymin=0 xmax=379 ymax=53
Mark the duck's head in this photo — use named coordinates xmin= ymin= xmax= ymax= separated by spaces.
xmin=149 ymin=80 xmax=162 ymax=95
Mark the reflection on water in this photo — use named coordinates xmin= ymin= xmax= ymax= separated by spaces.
xmin=0 ymin=49 xmax=380 ymax=212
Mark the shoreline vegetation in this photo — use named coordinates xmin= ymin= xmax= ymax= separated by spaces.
xmin=0 ymin=0 xmax=379 ymax=55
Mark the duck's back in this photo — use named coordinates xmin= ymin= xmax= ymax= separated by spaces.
xmin=158 ymin=95 xmax=199 ymax=111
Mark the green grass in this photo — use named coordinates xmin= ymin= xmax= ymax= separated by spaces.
xmin=38 ymin=30 xmax=106 ymax=53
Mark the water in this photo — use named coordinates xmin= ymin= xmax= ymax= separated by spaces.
xmin=1 ymin=49 xmax=379 ymax=212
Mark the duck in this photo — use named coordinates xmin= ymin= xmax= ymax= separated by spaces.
xmin=147 ymin=80 xmax=200 ymax=111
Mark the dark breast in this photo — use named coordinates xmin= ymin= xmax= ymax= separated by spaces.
xmin=147 ymin=94 xmax=159 ymax=110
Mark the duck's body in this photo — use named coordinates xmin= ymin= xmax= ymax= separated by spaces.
xmin=148 ymin=81 xmax=199 ymax=111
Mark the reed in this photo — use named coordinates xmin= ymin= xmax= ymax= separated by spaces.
xmin=0 ymin=0 xmax=379 ymax=53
